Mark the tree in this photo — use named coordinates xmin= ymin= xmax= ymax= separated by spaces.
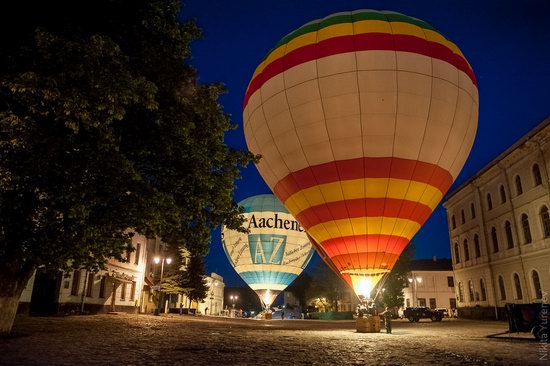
xmin=375 ymin=242 xmax=416 ymax=308
xmin=0 ymin=0 xmax=254 ymax=334
xmin=182 ymin=254 xmax=209 ymax=309
xmin=305 ymin=261 xmax=349 ymax=312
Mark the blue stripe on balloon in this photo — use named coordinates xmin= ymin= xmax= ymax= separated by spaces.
xmin=239 ymin=194 xmax=289 ymax=214
xmin=239 ymin=271 xmax=298 ymax=286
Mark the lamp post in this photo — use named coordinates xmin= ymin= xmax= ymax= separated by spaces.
xmin=408 ymin=274 xmax=423 ymax=307
xmin=154 ymin=255 xmax=172 ymax=315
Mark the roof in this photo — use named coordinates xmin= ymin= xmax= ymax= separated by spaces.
xmin=446 ymin=116 xmax=550 ymax=201
xmin=409 ymin=258 xmax=453 ymax=271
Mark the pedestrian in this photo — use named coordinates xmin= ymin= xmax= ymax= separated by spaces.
xmin=281 ymin=311 xmax=284 ymax=320
xmin=179 ymin=303 xmax=183 ymax=316
xmin=380 ymin=307 xmax=393 ymax=334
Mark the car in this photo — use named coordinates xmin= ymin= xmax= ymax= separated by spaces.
xmin=403 ymin=307 xmax=443 ymax=322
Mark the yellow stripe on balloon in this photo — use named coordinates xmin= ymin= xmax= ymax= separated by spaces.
xmin=285 ymin=32 xmax=318 ymax=54
xmin=284 ymin=178 xmax=443 ymax=217
xmin=353 ymin=20 xmax=392 ymax=34
xmin=317 ymin=23 xmax=354 ymax=42
xmin=307 ymin=216 xmax=421 ymax=244
xmin=389 ymin=21 xmax=427 ymax=38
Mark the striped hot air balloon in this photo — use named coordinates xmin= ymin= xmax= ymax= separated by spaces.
xmin=221 ymin=194 xmax=314 ymax=309
xmin=243 ymin=10 xmax=478 ymax=298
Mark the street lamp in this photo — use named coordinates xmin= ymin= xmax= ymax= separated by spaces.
xmin=154 ymin=255 xmax=172 ymax=315
xmin=230 ymin=295 xmax=238 ymax=309
xmin=408 ymin=275 xmax=423 ymax=307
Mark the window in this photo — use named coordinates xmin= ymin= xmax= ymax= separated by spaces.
xmin=454 ymin=243 xmax=460 ymax=263
xmin=121 ymin=282 xmax=127 ymax=300
xmin=71 ymin=270 xmax=81 ymax=296
xmin=451 ymin=215 xmax=456 ymax=229
xmin=532 ymin=270 xmax=543 ymax=299
xmin=130 ymin=281 xmax=136 ymax=301
xmin=480 ymin=278 xmax=487 ymax=301
xmin=541 ymin=206 xmax=550 ymax=237
xmin=429 ymin=298 xmax=437 ymax=309
xmin=463 ymin=239 xmax=470 ymax=261
xmin=468 ymin=280 xmax=475 ymax=302
xmin=86 ymin=272 xmax=94 ymax=297
xmin=515 ymin=175 xmax=523 ymax=195
xmin=99 ymin=276 xmax=106 ymax=298
xmin=134 ymin=243 xmax=141 ymax=265
xmin=491 ymin=227 xmax=499 ymax=253
xmin=450 ymin=298 xmax=457 ymax=309
xmin=513 ymin=273 xmax=523 ymax=300
xmin=471 ymin=203 xmax=476 ymax=219
xmin=521 ymin=213 xmax=532 ymax=243
xmin=486 ymin=193 xmax=493 ymax=210
xmin=533 ymin=164 xmax=543 ymax=186
xmin=418 ymin=298 xmax=426 ymax=307
xmin=461 ymin=209 xmax=465 ymax=224
xmin=474 ymin=234 xmax=481 ymax=258
xmin=505 ymin=221 xmax=514 ymax=249
xmin=447 ymin=276 xmax=455 ymax=287
xmin=458 ymin=283 xmax=464 ymax=302
xmin=498 ymin=276 xmax=506 ymax=300
xmin=499 ymin=185 xmax=506 ymax=203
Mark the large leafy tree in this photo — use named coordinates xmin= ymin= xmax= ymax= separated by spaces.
xmin=375 ymin=243 xmax=416 ymax=308
xmin=0 ymin=0 xmax=254 ymax=334
xmin=182 ymin=254 xmax=209 ymax=309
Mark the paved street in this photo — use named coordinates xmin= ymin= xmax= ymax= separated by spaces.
xmin=0 ymin=314 xmax=547 ymax=365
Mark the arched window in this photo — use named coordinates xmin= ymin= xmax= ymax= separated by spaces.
xmin=463 ymin=239 xmax=470 ymax=261
xmin=486 ymin=193 xmax=493 ymax=210
xmin=521 ymin=213 xmax=532 ymax=243
xmin=454 ymin=243 xmax=460 ymax=264
xmin=541 ymin=206 xmax=550 ymax=237
xmin=458 ymin=282 xmax=464 ymax=302
xmin=474 ymin=234 xmax=481 ymax=258
xmin=499 ymin=185 xmax=506 ymax=204
xmin=468 ymin=280 xmax=475 ymax=302
xmin=505 ymin=221 xmax=514 ymax=249
xmin=532 ymin=270 xmax=543 ymax=299
xmin=533 ymin=164 xmax=543 ymax=186
xmin=461 ymin=209 xmax=465 ymax=224
xmin=513 ymin=273 xmax=523 ymax=300
xmin=515 ymin=175 xmax=523 ymax=195
xmin=480 ymin=278 xmax=487 ymax=301
xmin=451 ymin=215 xmax=456 ymax=229
xmin=498 ymin=276 xmax=506 ymax=300
xmin=471 ymin=203 xmax=476 ymax=219
xmin=491 ymin=227 xmax=499 ymax=253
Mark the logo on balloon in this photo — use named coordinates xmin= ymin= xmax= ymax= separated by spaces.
xmin=248 ymin=234 xmax=287 ymax=265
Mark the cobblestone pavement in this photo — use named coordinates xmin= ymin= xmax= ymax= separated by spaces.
xmin=0 ymin=314 xmax=547 ymax=365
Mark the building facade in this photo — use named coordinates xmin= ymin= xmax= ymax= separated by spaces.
xmin=444 ymin=117 xmax=550 ymax=319
xmin=19 ymin=232 xmax=149 ymax=315
xmin=402 ymin=258 xmax=456 ymax=312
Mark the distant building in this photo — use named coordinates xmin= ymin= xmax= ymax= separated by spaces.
xmin=19 ymin=232 xmax=148 ymax=315
xmin=444 ymin=117 xmax=550 ymax=319
xmin=402 ymin=258 xmax=455 ymax=312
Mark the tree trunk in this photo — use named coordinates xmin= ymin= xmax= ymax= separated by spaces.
xmin=0 ymin=262 xmax=36 ymax=335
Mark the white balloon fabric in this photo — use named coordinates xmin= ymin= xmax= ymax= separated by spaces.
xmin=222 ymin=194 xmax=314 ymax=309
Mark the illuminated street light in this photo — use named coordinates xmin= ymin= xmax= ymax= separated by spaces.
xmin=154 ymin=255 xmax=172 ymax=315
xmin=408 ymin=275 xmax=423 ymax=307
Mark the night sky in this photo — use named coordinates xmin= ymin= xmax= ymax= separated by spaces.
xmin=180 ymin=0 xmax=550 ymax=287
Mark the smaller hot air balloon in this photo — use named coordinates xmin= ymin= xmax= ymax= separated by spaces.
xmin=222 ymin=194 xmax=314 ymax=310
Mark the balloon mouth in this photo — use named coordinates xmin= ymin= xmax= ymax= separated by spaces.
xmin=347 ymin=270 xmax=389 ymax=300
xmin=254 ymin=289 xmax=280 ymax=310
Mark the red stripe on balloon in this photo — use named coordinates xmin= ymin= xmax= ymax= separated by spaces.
xmin=273 ymin=156 xmax=453 ymax=204
xmin=320 ymin=235 xmax=410 ymax=257
xmin=243 ymin=33 xmax=477 ymax=109
xmin=296 ymin=197 xmax=433 ymax=230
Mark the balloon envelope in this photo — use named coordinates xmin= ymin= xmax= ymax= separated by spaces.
xmin=222 ymin=194 xmax=314 ymax=308
xmin=243 ymin=10 xmax=478 ymax=297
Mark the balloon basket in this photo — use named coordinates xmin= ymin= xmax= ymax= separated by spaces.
xmin=356 ymin=315 xmax=381 ymax=333
xmin=263 ymin=312 xmax=272 ymax=320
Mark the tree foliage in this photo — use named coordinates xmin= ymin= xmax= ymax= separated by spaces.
xmin=375 ymin=242 xmax=416 ymax=308
xmin=305 ymin=261 xmax=350 ymax=312
xmin=0 ymin=0 xmax=254 ymax=333
xmin=181 ymin=254 xmax=209 ymax=306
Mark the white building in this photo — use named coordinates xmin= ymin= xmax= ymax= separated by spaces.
xmin=176 ymin=273 xmax=225 ymax=315
xmin=444 ymin=117 xmax=550 ymax=319
xmin=19 ymin=232 xmax=148 ymax=315
xmin=402 ymin=258 xmax=455 ymax=311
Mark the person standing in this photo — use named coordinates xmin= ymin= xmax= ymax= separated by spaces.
xmin=380 ymin=307 xmax=393 ymax=334
xmin=281 ymin=311 xmax=284 ymax=320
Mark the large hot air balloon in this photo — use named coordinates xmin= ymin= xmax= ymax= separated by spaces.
xmin=243 ymin=10 xmax=478 ymax=299
xmin=221 ymin=194 xmax=314 ymax=309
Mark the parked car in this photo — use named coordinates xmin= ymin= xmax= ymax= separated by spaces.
xmin=403 ymin=307 xmax=443 ymax=322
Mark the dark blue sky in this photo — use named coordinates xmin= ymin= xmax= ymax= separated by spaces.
xmin=180 ymin=0 xmax=550 ymax=287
